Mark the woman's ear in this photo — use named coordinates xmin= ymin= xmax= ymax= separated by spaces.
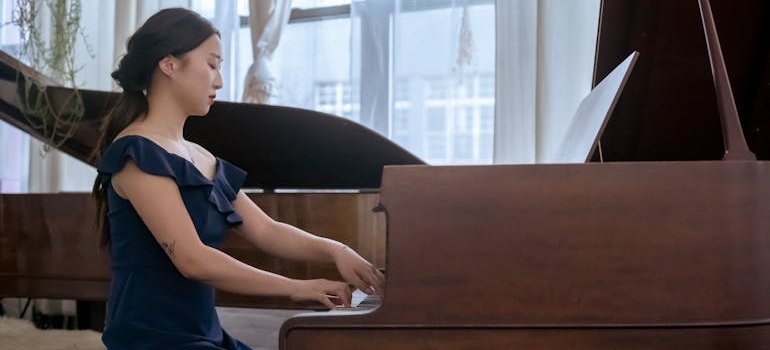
xmin=158 ymin=56 xmax=176 ymax=77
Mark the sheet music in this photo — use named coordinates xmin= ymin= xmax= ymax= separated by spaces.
xmin=550 ymin=51 xmax=639 ymax=163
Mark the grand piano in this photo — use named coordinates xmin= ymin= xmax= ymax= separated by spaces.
xmin=278 ymin=0 xmax=770 ymax=349
xmin=0 ymin=46 xmax=423 ymax=329
xmin=1 ymin=0 xmax=769 ymax=346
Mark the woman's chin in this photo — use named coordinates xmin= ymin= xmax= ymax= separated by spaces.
xmin=189 ymin=107 xmax=212 ymax=117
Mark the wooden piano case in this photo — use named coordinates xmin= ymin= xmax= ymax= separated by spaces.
xmin=279 ymin=0 xmax=770 ymax=348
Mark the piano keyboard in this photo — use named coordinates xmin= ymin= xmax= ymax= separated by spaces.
xmin=335 ymin=289 xmax=381 ymax=311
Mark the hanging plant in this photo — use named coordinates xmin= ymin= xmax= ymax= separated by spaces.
xmin=9 ymin=0 xmax=91 ymax=153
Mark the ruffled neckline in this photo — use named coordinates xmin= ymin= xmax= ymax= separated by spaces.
xmin=99 ymin=135 xmax=221 ymax=186
xmin=97 ymin=135 xmax=247 ymax=225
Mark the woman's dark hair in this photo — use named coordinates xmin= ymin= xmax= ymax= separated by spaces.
xmin=91 ymin=8 xmax=219 ymax=248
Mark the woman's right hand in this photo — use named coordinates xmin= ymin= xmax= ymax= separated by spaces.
xmin=289 ymin=279 xmax=352 ymax=309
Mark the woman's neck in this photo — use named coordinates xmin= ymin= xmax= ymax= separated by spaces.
xmin=143 ymin=92 xmax=188 ymax=141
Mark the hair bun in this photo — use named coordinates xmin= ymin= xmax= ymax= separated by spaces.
xmin=110 ymin=8 xmax=217 ymax=94
xmin=111 ymin=52 xmax=149 ymax=92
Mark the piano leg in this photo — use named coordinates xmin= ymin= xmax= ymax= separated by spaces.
xmin=75 ymin=301 xmax=106 ymax=332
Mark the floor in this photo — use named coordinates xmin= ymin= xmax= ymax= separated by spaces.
xmin=1 ymin=290 xmax=372 ymax=350
xmin=0 ymin=309 xmax=299 ymax=350
xmin=2 ymin=291 xmax=372 ymax=350
xmin=217 ymin=307 xmax=303 ymax=350
xmin=1 ymin=298 xmax=305 ymax=350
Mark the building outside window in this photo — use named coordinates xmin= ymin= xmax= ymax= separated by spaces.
xmin=264 ymin=0 xmax=495 ymax=165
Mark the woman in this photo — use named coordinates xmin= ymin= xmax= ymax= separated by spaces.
xmin=91 ymin=8 xmax=384 ymax=349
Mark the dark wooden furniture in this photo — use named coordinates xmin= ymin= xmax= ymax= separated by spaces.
xmin=278 ymin=0 xmax=770 ymax=348
xmin=0 ymin=50 xmax=423 ymax=313
xmin=0 ymin=192 xmax=386 ymax=309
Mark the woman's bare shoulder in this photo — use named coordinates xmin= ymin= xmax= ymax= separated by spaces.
xmin=114 ymin=128 xmax=162 ymax=146
xmin=187 ymin=141 xmax=216 ymax=162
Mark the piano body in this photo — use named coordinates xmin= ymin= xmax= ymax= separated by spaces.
xmin=0 ymin=49 xmax=423 ymax=323
xmin=279 ymin=0 xmax=770 ymax=349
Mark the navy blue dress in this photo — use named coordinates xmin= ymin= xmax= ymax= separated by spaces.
xmin=97 ymin=135 xmax=252 ymax=350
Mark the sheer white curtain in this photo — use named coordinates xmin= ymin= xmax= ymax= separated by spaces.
xmin=350 ymin=0 xmax=496 ymax=164
xmin=242 ymin=0 xmax=292 ymax=104
xmin=0 ymin=123 xmax=28 ymax=193
xmin=494 ymin=0 xmax=600 ymax=164
xmin=0 ymin=0 xmax=28 ymax=192
xmin=350 ymin=0 xmax=390 ymax=136
xmin=209 ymin=0 xmax=242 ymax=102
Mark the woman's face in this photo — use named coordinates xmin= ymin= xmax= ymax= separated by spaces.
xmin=172 ymin=35 xmax=223 ymax=116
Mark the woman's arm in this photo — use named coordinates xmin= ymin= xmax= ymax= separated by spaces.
xmin=112 ymin=161 xmax=350 ymax=308
xmin=231 ymin=191 xmax=385 ymax=295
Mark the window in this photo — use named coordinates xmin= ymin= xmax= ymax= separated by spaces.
xmin=453 ymin=134 xmax=473 ymax=160
xmin=315 ymin=81 xmax=355 ymax=118
xmin=426 ymin=134 xmax=446 ymax=160
xmin=427 ymin=78 xmax=449 ymax=100
xmin=262 ymin=0 xmax=495 ymax=165
xmin=271 ymin=16 xmax=353 ymax=114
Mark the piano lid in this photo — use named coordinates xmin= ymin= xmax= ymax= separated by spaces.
xmin=593 ymin=0 xmax=770 ymax=161
xmin=0 ymin=51 xmax=424 ymax=190
xmin=184 ymin=102 xmax=424 ymax=190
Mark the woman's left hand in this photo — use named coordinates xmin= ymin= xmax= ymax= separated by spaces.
xmin=332 ymin=244 xmax=385 ymax=296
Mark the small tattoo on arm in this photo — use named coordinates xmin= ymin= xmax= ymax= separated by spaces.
xmin=161 ymin=241 xmax=176 ymax=258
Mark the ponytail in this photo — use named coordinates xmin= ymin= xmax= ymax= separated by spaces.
xmin=90 ymin=90 xmax=147 ymax=248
